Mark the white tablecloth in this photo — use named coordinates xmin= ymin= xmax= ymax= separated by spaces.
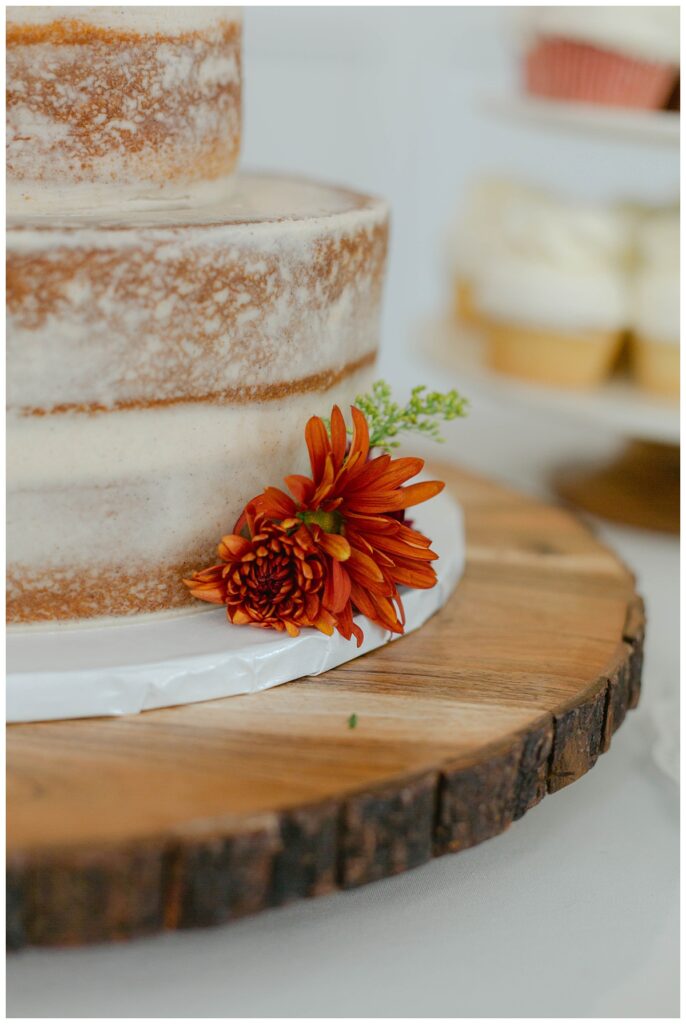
xmin=7 ymin=352 xmax=679 ymax=1018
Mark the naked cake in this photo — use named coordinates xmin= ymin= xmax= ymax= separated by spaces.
xmin=6 ymin=8 xmax=390 ymax=624
xmin=7 ymin=5 xmax=243 ymax=211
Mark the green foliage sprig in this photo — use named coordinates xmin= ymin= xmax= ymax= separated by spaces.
xmin=348 ymin=379 xmax=468 ymax=452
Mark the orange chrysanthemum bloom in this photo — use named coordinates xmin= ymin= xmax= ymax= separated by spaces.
xmin=239 ymin=405 xmax=444 ymax=644
xmin=184 ymin=509 xmax=349 ymax=638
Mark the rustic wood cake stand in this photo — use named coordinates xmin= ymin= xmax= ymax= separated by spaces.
xmin=7 ymin=465 xmax=644 ymax=950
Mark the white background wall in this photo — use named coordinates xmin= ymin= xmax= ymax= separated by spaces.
xmin=243 ymin=6 xmax=679 ymax=361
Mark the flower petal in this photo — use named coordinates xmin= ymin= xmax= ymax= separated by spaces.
xmin=349 ymin=479 xmax=444 ymax=513
xmin=305 ymin=415 xmax=330 ymax=480
xmin=329 ymin=405 xmax=348 ymax=471
xmin=310 ymin=452 xmax=336 ymax=507
xmin=345 ymin=512 xmax=400 ymax=534
xmin=183 ymin=583 xmax=225 ymax=605
xmin=345 ymin=455 xmax=425 ymax=495
xmin=230 ymin=607 xmax=252 ymax=625
xmin=348 ymin=545 xmax=385 ymax=583
xmin=348 ymin=405 xmax=370 ymax=468
xmin=349 ymin=581 xmax=378 ymax=620
xmin=284 ymin=474 xmax=315 ymax=506
xmin=312 ymin=611 xmax=336 ymax=636
xmin=336 ymin=600 xmax=364 ymax=648
xmin=369 ymin=591 xmax=404 ymax=633
xmin=315 ymin=530 xmax=350 ymax=561
xmin=389 ymin=562 xmax=438 ymax=588
xmin=305 ymin=592 xmax=321 ymax=621
xmin=372 ymin=456 xmax=425 ymax=489
xmin=323 ymin=556 xmax=352 ymax=613
xmin=370 ymin=532 xmax=439 ymax=561
xmin=260 ymin=487 xmax=298 ymax=518
xmin=293 ymin=524 xmax=317 ymax=552
xmin=236 ymin=487 xmax=296 ymax=530
xmin=343 ymin=453 xmax=391 ymax=493
xmin=218 ymin=533 xmax=253 ymax=561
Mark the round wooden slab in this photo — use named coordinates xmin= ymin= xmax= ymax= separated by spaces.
xmin=7 ymin=465 xmax=644 ymax=950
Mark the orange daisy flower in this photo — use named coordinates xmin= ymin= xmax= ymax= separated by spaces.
xmin=239 ymin=405 xmax=444 ymax=643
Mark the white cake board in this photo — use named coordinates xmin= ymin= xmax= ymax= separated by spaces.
xmin=7 ymin=493 xmax=464 ymax=723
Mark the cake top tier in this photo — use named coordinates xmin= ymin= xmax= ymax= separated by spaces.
xmin=6 ymin=5 xmax=242 ymax=210
xmin=7 ymin=6 xmax=242 ymax=33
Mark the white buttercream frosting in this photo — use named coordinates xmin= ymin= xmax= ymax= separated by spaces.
xmin=496 ymin=193 xmax=630 ymax=269
xmin=528 ymin=6 xmax=680 ymax=65
xmin=633 ymin=211 xmax=680 ymax=345
xmin=471 ymin=189 xmax=631 ymax=332
xmin=634 ymin=207 xmax=680 ymax=268
xmin=6 ymin=7 xmax=242 ymax=33
xmin=477 ymin=259 xmax=628 ymax=333
xmin=447 ymin=178 xmax=534 ymax=277
xmin=7 ymin=368 xmax=374 ymax=571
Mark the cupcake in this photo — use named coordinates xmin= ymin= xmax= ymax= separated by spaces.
xmin=524 ymin=6 xmax=680 ymax=110
xmin=447 ymin=178 xmax=535 ymax=328
xmin=474 ymin=193 xmax=631 ymax=389
xmin=631 ymin=210 xmax=679 ymax=400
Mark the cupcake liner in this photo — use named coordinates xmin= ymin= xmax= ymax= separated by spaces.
xmin=484 ymin=320 xmax=624 ymax=389
xmin=631 ymin=336 xmax=680 ymax=400
xmin=526 ymin=37 xmax=677 ymax=110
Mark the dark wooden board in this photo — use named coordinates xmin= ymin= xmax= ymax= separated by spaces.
xmin=6 ymin=465 xmax=644 ymax=949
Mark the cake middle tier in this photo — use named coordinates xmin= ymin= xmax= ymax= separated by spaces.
xmin=7 ymin=174 xmax=389 ymax=624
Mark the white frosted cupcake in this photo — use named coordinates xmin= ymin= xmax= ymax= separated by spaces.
xmin=474 ymin=193 xmax=631 ymax=388
xmin=631 ymin=210 xmax=679 ymax=400
xmin=447 ymin=178 xmax=534 ymax=328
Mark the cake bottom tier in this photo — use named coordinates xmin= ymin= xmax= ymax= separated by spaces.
xmin=7 ymin=364 xmax=372 ymax=625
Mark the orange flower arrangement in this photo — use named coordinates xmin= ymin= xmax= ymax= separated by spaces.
xmin=184 ymin=511 xmax=344 ymax=639
xmin=185 ymin=382 xmax=467 ymax=645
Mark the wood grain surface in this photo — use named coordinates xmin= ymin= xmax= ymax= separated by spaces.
xmin=6 ymin=465 xmax=644 ymax=949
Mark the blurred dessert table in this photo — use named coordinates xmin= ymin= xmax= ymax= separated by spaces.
xmin=424 ymin=318 xmax=680 ymax=534
xmin=6 ymin=349 xmax=678 ymax=1018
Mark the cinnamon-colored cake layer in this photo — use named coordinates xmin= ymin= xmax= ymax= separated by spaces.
xmin=8 ymin=555 xmax=209 ymax=625
xmin=7 ymin=175 xmax=388 ymax=413
xmin=7 ymin=175 xmax=389 ymax=625
xmin=6 ymin=6 xmax=242 ymax=209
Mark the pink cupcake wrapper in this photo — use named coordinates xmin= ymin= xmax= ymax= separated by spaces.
xmin=526 ymin=37 xmax=677 ymax=110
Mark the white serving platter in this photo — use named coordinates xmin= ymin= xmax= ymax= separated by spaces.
xmin=482 ymin=93 xmax=680 ymax=147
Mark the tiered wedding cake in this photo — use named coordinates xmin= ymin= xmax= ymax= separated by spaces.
xmin=7 ymin=6 xmax=389 ymax=624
